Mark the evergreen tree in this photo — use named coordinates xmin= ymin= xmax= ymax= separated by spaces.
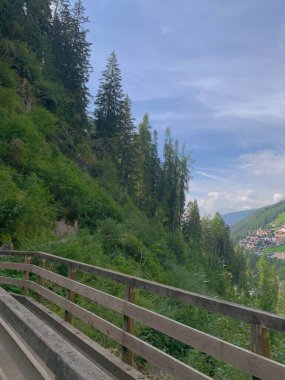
xmin=50 ymin=0 xmax=91 ymax=142
xmin=277 ymin=282 xmax=285 ymax=316
xmin=134 ymin=114 xmax=154 ymax=213
xmin=149 ymin=129 xmax=162 ymax=217
xmin=94 ymin=50 xmax=124 ymax=157
xmin=161 ymin=128 xmax=178 ymax=229
xmin=161 ymin=128 xmax=190 ymax=230
xmin=0 ymin=1 xmax=25 ymax=40
xmin=23 ymin=0 xmax=53 ymax=61
xmin=256 ymin=255 xmax=278 ymax=312
xmin=201 ymin=216 xmax=213 ymax=256
xmin=182 ymin=199 xmax=201 ymax=254
xmin=211 ymin=213 xmax=233 ymax=263
xmin=177 ymin=145 xmax=191 ymax=226
xmin=70 ymin=0 xmax=91 ymax=105
xmin=118 ymin=94 xmax=136 ymax=194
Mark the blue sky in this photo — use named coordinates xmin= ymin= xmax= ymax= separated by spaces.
xmin=81 ymin=0 xmax=285 ymax=215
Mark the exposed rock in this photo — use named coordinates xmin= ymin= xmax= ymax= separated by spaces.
xmin=55 ymin=219 xmax=79 ymax=237
xmin=0 ymin=243 xmax=13 ymax=250
xmin=20 ymin=77 xmax=32 ymax=112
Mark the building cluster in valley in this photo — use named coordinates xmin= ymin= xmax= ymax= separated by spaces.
xmin=239 ymin=227 xmax=285 ymax=254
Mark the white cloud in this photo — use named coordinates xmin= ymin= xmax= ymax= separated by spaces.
xmin=195 ymin=77 xmax=285 ymax=122
xmin=213 ymin=93 xmax=285 ymax=121
xmin=196 ymin=188 xmax=259 ymax=216
xmin=239 ymin=150 xmax=285 ymax=178
xmin=196 ymin=171 xmax=231 ymax=182
xmin=182 ymin=78 xmax=221 ymax=91
xmin=273 ymin=192 xmax=284 ymax=203
xmin=191 ymin=150 xmax=285 ymax=216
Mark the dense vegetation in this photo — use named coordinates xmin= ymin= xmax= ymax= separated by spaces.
xmin=0 ymin=1 xmax=284 ymax=378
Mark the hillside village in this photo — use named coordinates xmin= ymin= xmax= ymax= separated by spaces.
xmin=239 ymin=226 xmax=285 ymax=254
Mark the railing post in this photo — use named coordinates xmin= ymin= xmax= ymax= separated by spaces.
xmin=21 ymin=255 xmax=31 ymax=296
xmin=122 ymin=283 xmax=135 ymax=365
xmin=251 ymin=323 xmax=270 ymax=380
xmin=64 ymin=267 xmax=76 ymax=324
xmin=36 ymin=258 xmax=46 ymax=303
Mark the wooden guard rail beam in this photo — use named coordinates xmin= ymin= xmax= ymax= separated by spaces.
xmin=1 ymin=251 xmax=285 ymax=380
xmin=0 ymin=250 xmax=284 ymax=332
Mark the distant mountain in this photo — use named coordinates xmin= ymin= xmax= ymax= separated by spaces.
xmin=230 ymin=200 xmax=285 ymax=243
xmin=222 ymin=209 xmax=256 ymax=226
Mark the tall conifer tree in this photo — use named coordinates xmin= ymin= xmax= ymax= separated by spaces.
xmin=135 ymin=114 xmax=153 ymax=211
xmin=161 ymin=128 xmax=190 ymax=230
xmin=94 ymin=51 xmax=124 ymax=157
xmin=183 ymin=199 xmax=201 ymax=253
xmin=118 ymin=94 xmax=136 ymax=193
xmin=50 ymin=0 xmax=91 ymax=142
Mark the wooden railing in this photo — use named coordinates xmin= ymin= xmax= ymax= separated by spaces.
xmin=0 ymin=250 xmax=285 ymax=380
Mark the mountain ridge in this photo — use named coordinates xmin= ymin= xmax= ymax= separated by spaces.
xmin=230 ymin=200 xmax=285 ymax=242
xmin=222 ymin=209 xmax=256 ymax=226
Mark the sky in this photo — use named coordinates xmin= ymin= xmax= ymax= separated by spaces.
xmin=80 ymin=0 xmax=285 ymax=216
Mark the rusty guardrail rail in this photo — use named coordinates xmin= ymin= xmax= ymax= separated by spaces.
xmin=0 ymin=250 xmax=285 ymax=380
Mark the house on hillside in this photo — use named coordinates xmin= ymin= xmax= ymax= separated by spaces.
xmin=276 ymin=228 xmax=285 ymax=242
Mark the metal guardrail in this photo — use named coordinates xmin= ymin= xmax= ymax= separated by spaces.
xmin=0 ymin=250 xmax=285 ymax=380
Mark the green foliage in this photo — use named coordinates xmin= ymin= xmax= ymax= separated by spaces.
xmin=0 ymin=87 xmax=22 ymax=116
xmin=264 ymin=243 xmax=285 ymax=253
xmin=183 ymin=199 xmax=201 ymax=255
xmin=255 ymin=255 xmax=278 ymax=312
xmin=94 ymin=50 xmax=124 ymax=142
xmin=0 ymin=166 xmax=23 ymax=243
xmin=0 ymin=61 xmax=18 ymax=88
xmin=1 ymin=4 xmax=281 ymax=378
xmin=0 ymin=39 xmax=40 ymax=82
xmin=0 ymin=165 xmax=55 ymax=245
xmin=141 ymin=327 xmax=189 ymax=360
xmin=33 ymin=80 xmax=66 ymax=114
xmin=270 ymin=212 xmax=285 ymax=227
xmin=277 ymin=282 xmax=285 ymax=316
xmin=134 ymin=114 xmax=159 ymax=215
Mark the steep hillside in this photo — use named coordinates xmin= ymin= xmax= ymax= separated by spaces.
xmin=231 ymin=200 xmax=285 ymax=242
xmin=0 ymin=0 xmax=244 ymax=294
xmin=1 ymin=2 xmax=284 ymax=379
xmin=222 ymin=209 xmax=256 ymax=226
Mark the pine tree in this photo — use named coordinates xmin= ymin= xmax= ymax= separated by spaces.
xmin=200 ymin=216 xmax=213 ymax=256
xmin=134 ymin=114 xmax=153 ymax=212
xmin=256 ymin=255 xmax=278 ymax=312
xmin=161 ymin=128 xmax=190 ymax=230
xmin=149 ymin=129 xmax=162 ymax=217
xmin=70 ymin=0 xmax=91 ymax=105
xmin=277 ymin=282 xmax=285 ymax=316
xmin=211 ymin=213 xmax=233 ymax=263
xmin=177 ymin=145 xmax=191 ymax=226
xmin=23 ymin=0 xmax=53 ymax=61
xmin=0 ymin=1 xmax=27 ymax=40
xmin=161 ymin=128 xmax=177 ymax=229
xmin=94 ymin=50 xmax=124 ymax=157
xmin=50 ymin=0 xmax=91 ymax=142
xmin=182 ymin=199 xmax=201 ymax=254
xmin=118 ymin=94 xmax=136 ymax=194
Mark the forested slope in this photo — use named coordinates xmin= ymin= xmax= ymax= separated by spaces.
xmin=231 ymin=200 xmax=285 ymax=242
xmin=0 ymin=1 xmax=284 ymax=379
xmin=0 ymin=0 xmax=243 ymax=293
xmin=222 ymin=209 xmax=256 ymax=226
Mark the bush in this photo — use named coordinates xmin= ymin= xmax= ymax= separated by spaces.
xmin=0 ymin=166 xmax=55 ymax=246
xmin=0 ymin=61 xmax=18 ymax=88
